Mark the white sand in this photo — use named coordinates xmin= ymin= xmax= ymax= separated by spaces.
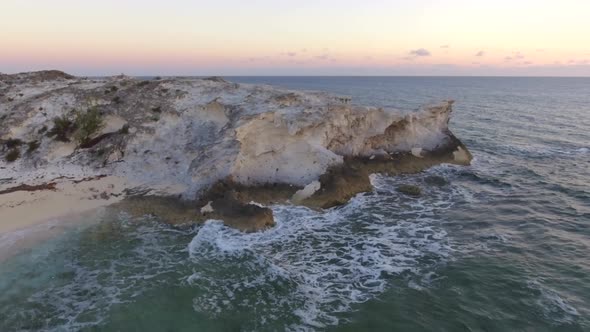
xmin=0 ymin=175 xmax=128 ymax=234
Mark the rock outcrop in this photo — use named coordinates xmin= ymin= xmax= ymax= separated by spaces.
xmin=0 ymin=70 xmax=472 ymax=231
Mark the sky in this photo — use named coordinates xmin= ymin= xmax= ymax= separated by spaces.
xmin=1 ymin=0 xmax=590 ymax=76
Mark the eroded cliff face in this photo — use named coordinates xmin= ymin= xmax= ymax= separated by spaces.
xmin=0 ymin=71 xmax=472 ymax=231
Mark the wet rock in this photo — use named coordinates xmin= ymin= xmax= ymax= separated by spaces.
xmin=424 ymin=175 xmax=448 ymax=186
xmin=397 ymin=184 xmax=422 ymax=197
xmin=114 ymin=193 xmax=274 ymax=233
xmin=210 ymin=193 xmax=275 ymax=232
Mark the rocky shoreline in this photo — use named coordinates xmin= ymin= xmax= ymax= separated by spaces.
xmin=1 ymin=71 xmax=472 ymax=232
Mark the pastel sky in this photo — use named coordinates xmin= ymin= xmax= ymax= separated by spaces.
xmin=2 ymin=0 xmax=590 ymax=76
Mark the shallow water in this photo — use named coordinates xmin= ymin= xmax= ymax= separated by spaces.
xmin=1 ymin=77 xmax=589 ymax=331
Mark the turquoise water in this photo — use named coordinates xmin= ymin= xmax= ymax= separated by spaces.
xmin=1 ymin=77 xmax=589 ymax=331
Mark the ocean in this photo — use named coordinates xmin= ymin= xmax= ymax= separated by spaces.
xmin=1 ymin=77 xmax=589 ymax=331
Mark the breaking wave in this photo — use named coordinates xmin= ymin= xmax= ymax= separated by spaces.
xmin=186 ymin=172 xmax=463 ymax=330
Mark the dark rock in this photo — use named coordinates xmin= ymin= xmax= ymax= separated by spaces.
xmin=397 ymin=184 xmax=422 ymax=196
xmin=424 ymin=175 xmax=448 ymax=186
xmin=210 ymin=192 xmax=275 ymax=232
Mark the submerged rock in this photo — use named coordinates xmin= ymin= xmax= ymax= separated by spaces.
xmin=0 ymin=70 xmax=473 ymax=231
xmin=396 ymin=184 xmax=422 ymax=197
xmin=424 ymin=175 xmax=449 ymax=186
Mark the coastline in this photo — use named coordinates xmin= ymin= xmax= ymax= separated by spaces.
xmin=0 ymin=175 xmax=128 ymax=235
xmin=0 ymin=175 xmax=130 ymax=260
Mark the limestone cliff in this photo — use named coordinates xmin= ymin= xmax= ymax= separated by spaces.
xmin=0 ymin=71 xmax=472 ymax=231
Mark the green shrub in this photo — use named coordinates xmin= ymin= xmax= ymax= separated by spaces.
xmin=27 ymin=140 xmax=40 ymax=153
xmin=74 ymin=108 xmax=104 ymax=145
xmin=5 ymin=148 xmax=20 ymax=162
xmin=119 ymin=124 xmax=129 ymax=134
xmin=48 ymin=115 xmax=74 ymax=142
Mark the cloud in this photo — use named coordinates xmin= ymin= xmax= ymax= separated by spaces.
xmin=409 ymin=48 xmax=431 ymax=57
xmin=475 ymin=51 xmax=485 ymax=57
xmin=567 ymin=59 xmax=589 ymax=65
xmin=506 ymin=52 xmax=524 ymax=61
xmin=314 ymin=54 xmax=337 ymax=62
xmin=440 ymin=45 xmax=450 ymax=49
xmin=287 ymin=52 xmax=297 ymax=57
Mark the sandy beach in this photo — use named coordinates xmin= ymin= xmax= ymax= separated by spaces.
xmin=0 ymin=176 xmax=128 ymax=234
xmin=0 ymin=176 xmax=129 ymax=260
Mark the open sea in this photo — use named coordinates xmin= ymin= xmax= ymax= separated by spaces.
xmin=1 ymin=77 xmax=589 ymax=331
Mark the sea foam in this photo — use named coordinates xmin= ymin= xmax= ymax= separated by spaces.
xmin=187 ymin=173 xmax=461 ymax=329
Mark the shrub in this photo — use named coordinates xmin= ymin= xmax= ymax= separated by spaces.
xmin=27 ymin=140 xmax=40 ymax=153
xmin=5 ymin=138 xmax=23 ymax=149
xmin=151 ymin=106 xmax=161 ymax=113
xmin=5 ymin=148 xmax=20 ymax=162
xmin=104 ymin=86 xmax=118 ymax=94
xmin=119 ymin=124 xmax=129 ymax=134
xmin=112 ymin=96 xmax=122 ymax=104
xmin=74 ymin=108 xmax=104 ymax=145
xmin=48 ymin=116 xmax=74 ymax=142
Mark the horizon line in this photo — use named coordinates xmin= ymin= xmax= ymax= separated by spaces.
xmin=4 ymin=70 xmax=590 ymax=79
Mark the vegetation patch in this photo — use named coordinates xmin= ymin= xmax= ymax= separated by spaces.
xmin=5 ymin=148 xmax=20 ymax=162
xmin=27 ymin=140 xmax=40 ymax=153
xmin=48 ymin=115 xmax=75 ymax=142
xmin=74 ymin=107 xmax=104 ymax=146
xmin=119 ymin=124 xmax=129 ymax=134
xmin=5 ymin=138 xmax=23 ymax=149
xmin=104 ymin=86 xmax=118 ymax=94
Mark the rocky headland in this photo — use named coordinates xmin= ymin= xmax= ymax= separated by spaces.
xmin=0 ymin=70 xmax=472 ymax=232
